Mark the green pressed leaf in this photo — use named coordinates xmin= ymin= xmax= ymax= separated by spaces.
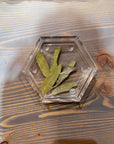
xmin=55 ymin=60 xmax=76 ymax=86
xmin=36 ymin=47 xmax=78 ymax=96
xmin=50 ymin=46 xmax=61 ymax=71
xmin=41 ymin=64 xmax=62 ymax=95
xmin=51 ymin=82 xmax=77 ymax=95
xmin=36 ymin=50 xmax=50 ymax=77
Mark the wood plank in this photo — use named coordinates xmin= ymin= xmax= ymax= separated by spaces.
xmin=0 ymin=0 xmax=114 ymax=143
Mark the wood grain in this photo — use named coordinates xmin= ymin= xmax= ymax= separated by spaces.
xmin=0 ymin=0 xmax=114 ymax=144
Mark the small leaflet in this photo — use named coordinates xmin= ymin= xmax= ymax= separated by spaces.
xmin=50 ymin=46 xmax=61 ymax=71
xmin=36 ymin=50 xmax=50 ymax=77
xmin=51 ymin=82 xmax=77 ymax=95
xmin=55 ymin=60 xmax=76 ymax=86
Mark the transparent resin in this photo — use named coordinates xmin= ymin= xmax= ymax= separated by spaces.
xmin=23 ymin=36 xmax=97 ymax=103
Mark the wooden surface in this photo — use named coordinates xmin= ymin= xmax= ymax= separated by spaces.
xmin=0 ymin=0 xmax=114 ymax=144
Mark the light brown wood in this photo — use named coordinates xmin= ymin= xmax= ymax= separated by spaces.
xmin=0 ymin=0 xmax=114 ymax=144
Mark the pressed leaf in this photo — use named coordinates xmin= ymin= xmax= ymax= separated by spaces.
xmin=36 ymin=50 xmax=50 ymax=77
xmin=55 ymin=60 xmax=76 ymax=86
xmin=41 ymin=64 xmax=62 ymax=94
xmin=50 ymin=46 xmax=61 ymax=71
xmin=51 ymin=82 xmax=77 ymax=95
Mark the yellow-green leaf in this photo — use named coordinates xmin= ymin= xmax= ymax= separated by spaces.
xmin=41 ymin=64 xmax=62 ymax=95
xmin=50 ymin=46 xmax=61 ymax=71
xmin=36 ymin=50 xmax=49 ymax=77
xmin=55 ymin=60 xmax=76 ymax=86
xmin=51 ymin=82 xmax=77 ymax=95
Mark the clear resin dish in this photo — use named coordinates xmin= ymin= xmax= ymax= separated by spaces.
xmin=23 ymin=36 xmax=97 ymax=103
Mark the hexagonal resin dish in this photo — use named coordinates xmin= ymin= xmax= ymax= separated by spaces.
xmin=23 ymin=36 xmax=97 ymax=103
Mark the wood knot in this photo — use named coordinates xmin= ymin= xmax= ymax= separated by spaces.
xmin=0 ymin=141 xmax=8 ymax=144
xmin=37 ymin=133 xmax=41 ymax=136
xmin=98 ymin=81 xmax=113 ymax=95
xmin=96 ymin=51 xmax=114 ymax=69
